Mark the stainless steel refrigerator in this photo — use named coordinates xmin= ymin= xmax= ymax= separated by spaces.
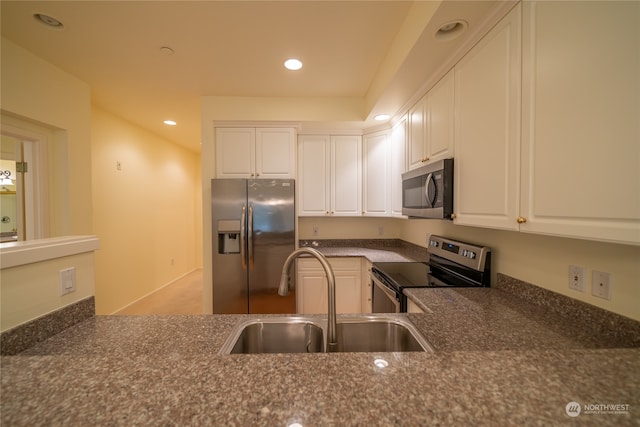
xmin=212 ymin=179 xmax=296 ymax=314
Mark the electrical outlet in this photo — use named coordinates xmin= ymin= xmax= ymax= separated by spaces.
xmin=59 ymin=267 xmax=76 ymax=296
xmin=568 ymin=265 xmax=586 ymax=292
xmin=312 ymin=225 xmax=319 ymax=236
xmin=116 ymin=161 xmax=122 ymax=171
xmin=378 ymin=226 xmax=384 ymax=236
xmin=592 ymin=270 xmax=612 ymax=300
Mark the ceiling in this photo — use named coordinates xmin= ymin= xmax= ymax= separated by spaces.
xmin=1 ymin=1 xmax=511 ymax=152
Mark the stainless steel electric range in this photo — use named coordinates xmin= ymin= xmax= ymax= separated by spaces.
xmin=370 ymin=235 xmax=491 ymax=313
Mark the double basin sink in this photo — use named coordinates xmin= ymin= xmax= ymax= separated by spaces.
xmin=219 ymin=314 xmax=433 ymax=354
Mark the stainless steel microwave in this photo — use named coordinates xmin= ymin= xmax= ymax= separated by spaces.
xmin=401 ymin=158 xmax=454 ymax=219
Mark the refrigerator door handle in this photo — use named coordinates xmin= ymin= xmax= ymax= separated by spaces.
xmin=240 ymin=204 xmax=247 ymax=270
xmin=248 ymin=203 xmax=254 ymax=270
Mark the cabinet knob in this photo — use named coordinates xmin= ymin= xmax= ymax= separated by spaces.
xmin=422 ymin=157 xmax=430 ymax=163
xmin=517 ymin=216 xmax=527 ymax=224
xmin=450 ymin=213 xmax=457 ymax=220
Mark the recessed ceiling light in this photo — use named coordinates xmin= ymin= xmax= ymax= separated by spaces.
xmin=435 ymin=20 xmax=468 ymax=41
xmin=160 ymin=46 xmax=175 ymax=56
xmin=284 ymin=58 xmax=303 ymax=71
xmin=374 ymin=114 xmax=390 ymax=121
xmin=164 ymin=120 xmax=177 ymax=126
xmin=33 ymin=13 xmax=65 ymax=30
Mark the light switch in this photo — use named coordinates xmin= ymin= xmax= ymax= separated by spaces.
xmin=59 ymin=267 xmax=76 ymax=296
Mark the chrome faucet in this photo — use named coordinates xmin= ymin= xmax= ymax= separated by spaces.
xmin=278 ymin=247 xmax=337 ymax=351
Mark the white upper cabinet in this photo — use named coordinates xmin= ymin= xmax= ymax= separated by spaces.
xmin=408 ymin=69 xmax=455 ymax=170
xmin=330 ymin=136 xmax=362 ymax=216
xmin=408 ymin=96 xmax=428 ymax=170
xmin=254 ymin=128 xmax=296 ymax=178
xmin=215 ymin=127 xmax=295 ymax=179
xmin=426 ymin=70 xmax=455 ymax=163
xmin=363 ymin=130 xmax=390 ymax=216
xmin=519 ymin=1 xmax=640 ymax=245
xmin=298 ymin=135 xmax=362 ymax=216
xmin=453 ymin=4 xmax=522 ymax=230
xmin=390 ymin=115 xmax=408 ymax=216
xmin=215 ymin=128 xmax=255 ymax=178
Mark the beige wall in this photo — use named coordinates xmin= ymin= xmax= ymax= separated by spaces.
xmin=1 ymin=37 xmax=92 ymax=236
xmin=299 ymin=217 xmax=402 ymax=240
xmin=1 ymin=38 xmax=202 ymax=324
xmin=1 ymin=252 xmax=95 ymax=332
xmin=91 ymin=107 xmax=202 ymax=314
xmin=0 ymin=37 xmax=97 ymax=331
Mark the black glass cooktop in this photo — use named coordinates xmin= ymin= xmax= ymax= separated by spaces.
xmin=372 ymin=262 xmax=430 ymax=288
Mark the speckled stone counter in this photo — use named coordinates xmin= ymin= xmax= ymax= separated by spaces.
xmin=300 ymin=238 xmax=429 ymax=263
xmin=3 ymin=287 xmax=640 ymax=425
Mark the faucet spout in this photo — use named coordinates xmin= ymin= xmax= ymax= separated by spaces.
xmin=279 ymin=247 xmax=337 ymax=351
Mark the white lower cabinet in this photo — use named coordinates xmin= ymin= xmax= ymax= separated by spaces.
xmin=296 ymin=257 xmax=363 ymax=314
xmin=361 ymin=259 xmax=373 ymax=313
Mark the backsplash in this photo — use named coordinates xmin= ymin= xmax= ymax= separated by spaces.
xmin=496 ymin=273 xmax=640 ymax=346
xmin=0 ymin=297 xmax=95 ymax=355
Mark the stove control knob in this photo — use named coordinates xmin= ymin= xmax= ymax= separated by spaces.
xmin=466 ymin=251 xmax=476 ymax=259
xmin=429 ymin=240 xmax=439 ymax=248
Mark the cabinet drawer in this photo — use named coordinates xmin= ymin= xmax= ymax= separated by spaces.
xmin=297 ymin=257 xmax=361 ymax=271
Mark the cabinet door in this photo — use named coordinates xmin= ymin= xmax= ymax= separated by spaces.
xmin=255 ymin=128 xmax=295 ymax=179
xmin=390 ymin=116 xmax=407 ymax=217
xmin=296 ymin=272 xmax=327 ymax=314
xmin=296 ymin=258 xmax=363 ymax=314
xmin=335 ymin=272 xmax=362 ymax=314
xmin=520 ymin=1 xmax=640 ymax=245
xmin=297 ymin=135 xmax=330 ymax=216
xmin=426 ymin=70 xmax=454 ymax=162
xmin=453 ymin=4 xmax=521 ymax=230
xmin=361 ymin=259 xmax=373 ymax=313
xmin=330 ymin=136 xmax=362 ymax=216
xmin=407 ymin=96 xmax=427 ymax=170
xmin=215 ymin=128 xmax=255 ymax=178
xmin=363 ymin=131 xmax=390 ymax=216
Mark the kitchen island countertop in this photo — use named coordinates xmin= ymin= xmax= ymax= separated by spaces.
xmin=3 ymin=284 xmax=639 ymax=426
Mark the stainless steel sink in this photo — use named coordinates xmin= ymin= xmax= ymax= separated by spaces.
xmin=219 ymin=315 xmax=433 ymax=354
xmin=221 ymin=318 xmax=325 ymax=354
xmin=334 ymin=316 xmax=433 ymax=353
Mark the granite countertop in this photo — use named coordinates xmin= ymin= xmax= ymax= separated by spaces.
xmin=3 ymin=285 xmax=640 ymax=426
xmin=301 ymin=239 xmax=429 ymax=263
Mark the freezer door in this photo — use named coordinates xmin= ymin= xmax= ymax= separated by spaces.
xmin=247 ymin=179 xmax=296 ymax=314
xmin=212 ymin=179 xmax=249 ymax=313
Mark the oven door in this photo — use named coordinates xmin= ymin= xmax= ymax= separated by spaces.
xmin=371 ymin=275 xmax=401 ymax=313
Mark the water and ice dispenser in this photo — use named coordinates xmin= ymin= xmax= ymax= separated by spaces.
xmin=217 ymin=220 xmax=241 ymax=254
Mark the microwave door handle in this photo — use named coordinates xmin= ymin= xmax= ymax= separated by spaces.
xmin=424 ymin=173 xmax=436 ymax=207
